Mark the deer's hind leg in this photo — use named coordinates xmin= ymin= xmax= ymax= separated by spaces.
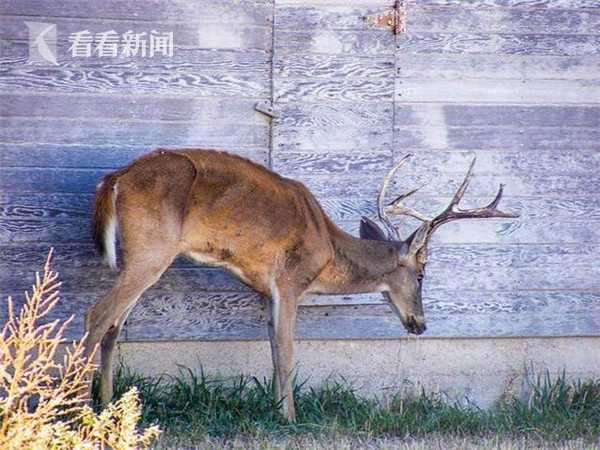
xmin=85 ymin=249 xmax=177 ymax=404
xmin=85 ymin=150 xmax=196 ymax=404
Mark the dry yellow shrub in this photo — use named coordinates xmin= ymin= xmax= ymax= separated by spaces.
xmin=0 ymin=250 xmax=160 ymax=449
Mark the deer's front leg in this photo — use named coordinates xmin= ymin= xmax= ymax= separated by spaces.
xmin=266 ymin=288 xmax=298 ymax=422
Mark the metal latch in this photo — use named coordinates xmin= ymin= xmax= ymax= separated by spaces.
xmin=254 ymin=100 xmax=279 ymax=119
xmin=365 ymin=0 xmax=407 ymax=35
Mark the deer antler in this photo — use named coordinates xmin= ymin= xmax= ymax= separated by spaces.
xmin=378 ymin=155 xmax=519 ymax=244
xmin=427 ymin=158 xmax=519 ymax=233
xmin=376 ymin=154 xmax=414 ymax=239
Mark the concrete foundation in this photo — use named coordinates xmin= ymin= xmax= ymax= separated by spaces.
xmin=116 ymin=337 xmax=600 ymax=408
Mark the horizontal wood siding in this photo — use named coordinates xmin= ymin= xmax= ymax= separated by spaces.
xmin=0 ymin=0 xmax=274 ymax=339
xmin=393 ymin=0 xmax=600 ymax=338
xmin=1 ymin=0 xmax=599 ymax=341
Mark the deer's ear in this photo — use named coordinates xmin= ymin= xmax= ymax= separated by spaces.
xmin=408 ymin=223 xmax=431 ymax=255
xmin=360 ymin=216 xmax=387 ymax=241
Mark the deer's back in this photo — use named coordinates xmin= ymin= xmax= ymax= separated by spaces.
xmin=116 ymin=148 xmax=334 ymax=293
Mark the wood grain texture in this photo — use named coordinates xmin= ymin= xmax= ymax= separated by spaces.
xmin=276 ymin=4 xmax=600 ymax=34
xmin=275 ymin=54 xmax=394 ymax=79
xmin=0 ymin=93 xmax=267 ymax=125
xmin=394 ymin=125 xmax=600 ymax=149
xmin=0 ymin=0 xmax=272 ymax=25
xmin=0 ymin=41 xmax=271 ymax=72
xmin=396 ymin=53 xmax=600 ymax=80
xmin=407 ymin=7 xmax=600 ymax=34
xmin=397 ymin=33 xmax=600 ymax=57
xmin=124 ymin=291 xmax=600 ymax=341
xmin=408 ymin=0 xmax=600 ymax=9
xmin=0 ymin=66 xmax=270 ymax=98
xmin=395 ymin=104 xmax=600 ymax=128
xmin=0 ymin=17 xmax=272 ymax=51
xmin=275 ymin=29 xmax=394 ymax=55
xmin=395 ymin=78 xmax=600 ymax=103
xmin=0 ymin=117 xmax=269 ymax=148
xmin=0 ymin=144 xmax=268 ymax=169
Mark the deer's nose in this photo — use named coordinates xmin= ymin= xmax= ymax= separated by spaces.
xmin=405 ymin=316 xmax=427 ymax=335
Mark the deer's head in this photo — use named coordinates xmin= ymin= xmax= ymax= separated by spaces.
xmin=360 ymin=155 xmax=518 ymax=335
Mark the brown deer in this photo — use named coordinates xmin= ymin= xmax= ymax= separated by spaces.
xmin=87 ymin=148 xmax=517 ymax=421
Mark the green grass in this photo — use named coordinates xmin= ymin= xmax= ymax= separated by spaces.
xmin=93 ymin=366 xmax=600 ymax=447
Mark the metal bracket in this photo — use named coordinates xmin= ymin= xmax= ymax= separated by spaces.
xmin=365 ymin=0 xmax=406 ymax=35
xmin=254 ymin=100 xmax=279 ymax=119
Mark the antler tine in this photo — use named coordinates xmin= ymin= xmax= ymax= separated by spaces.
xmin=385 ymin=184 xmax=432 ymax=222
xmin=448 ymin=157 xmax=476 ymax=212
xmin=377 ymin=154 xmax=413 ymax=239
xmin=430 ymin=159 xmax=519 ymax=231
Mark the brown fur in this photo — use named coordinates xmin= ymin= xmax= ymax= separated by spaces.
xmin=87 ymin=148 xmax=430 ymax=422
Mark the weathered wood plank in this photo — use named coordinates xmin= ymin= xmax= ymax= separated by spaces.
xmin=408 ymin=0 xmax=600 ymax=9
xmin=395 ymin=78 xmax=600 ymax=103
xmin=407 ymin=7 xmax=600 ymax=34
xmin=275 ymin=78 xmax=394 ymax=103
xmin=275 ymin=29 xmax=394 ymax=55
xmin=273 ymin=103 xmax=392 ymax=151
xmin=124 ymin=291 xmax=600 ymax=340
xmin=0 ymin=145 xmax=268 ymax=169
xmin=274 ymin=54 xmax=394 ymax=79
xmin=0 ymin=41 xmax=271 ymax=72
xmin=0 ymin=93 xmax=267 ymax=126
xmin=0 ymin=0 xmax=272 ymax=25
xmin=397 ymin=33 xmax=600 ymax=57
xmin=272 ymin=152 xmax=390 ymax=175
xmin=395 ymin=104 xmax=600 ymax=128
xmin=0 ymin=67 xmax=270 ymax=98
xmin=0 ymin=17 xmax=272 ymax=51
xmin=276 ymin=4 xmax=600 ymax=34
xmin=396 ymin=53 xmax=600 ymax=81
xmin=0 ymin=118 xmax=269 ymax=147
xmin=277 ymin=4 xmax=394 ymax=30
xmin=272 ymin=150 xmax=600 ymax=179
xmin=394 ymin=125 xmax=600 ymax=149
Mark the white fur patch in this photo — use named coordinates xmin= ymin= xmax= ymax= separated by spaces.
xmin=104 ymin=184 xmax=118 ymax=270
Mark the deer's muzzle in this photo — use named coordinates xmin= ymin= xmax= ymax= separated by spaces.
xmin=404 ymin=316 xmax=427 ymax=335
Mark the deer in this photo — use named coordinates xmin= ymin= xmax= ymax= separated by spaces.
xmin=86 ymin=148 xmax=518 ymax=421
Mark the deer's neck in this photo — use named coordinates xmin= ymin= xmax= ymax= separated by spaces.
xmin=310 ymin=224 xmax=398 ymax=295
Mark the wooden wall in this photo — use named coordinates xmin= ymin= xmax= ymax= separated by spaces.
xmin=0 ymin=0 xmax=598 ymax=340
